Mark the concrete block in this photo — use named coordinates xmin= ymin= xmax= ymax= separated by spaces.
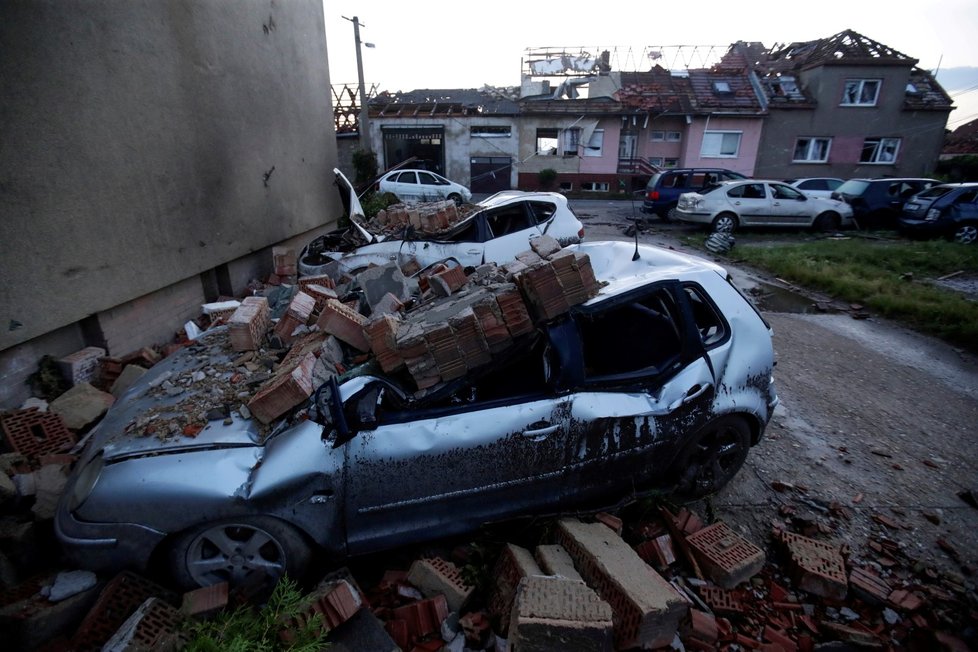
xmin=685 ymin=522 xmax=765 ymax=588
xmin=110 ymin=364 xmax=147 ymax=399
xmin=57 ymin=346 xmax=106 ymax=386
xmin=535 ymin=544 xmax=583 ymax=581
xmin=47 ymin=383 xmax=114 ymax=431
xmin=555 ymin=519 xmax=688 ymax=649
xmin=31 ymin=462 xmax=70 ymax=520
xmin=407 ymin=557 xmax=474 ymax=613
xmin=46 ymin=570 xmax=98 ymax=602
xmin=529 ymin=234 xmax=562 ymax=258
xmin=357 ymin=262 xmax=416 ymax=307
xmin=508 ymin=575 xmax=613 ymax=652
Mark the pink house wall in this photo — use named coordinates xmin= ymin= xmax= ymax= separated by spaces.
xmin=579 ymin=119 xmax=622 ymax=174
xmin=683 ymin=116 xmax=763 ymax=176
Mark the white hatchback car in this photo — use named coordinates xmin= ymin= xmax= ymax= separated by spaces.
xmin=299 ymin=170 xmax=584 ymax=277
xmin=677 ymin=179 xmax=854 ymax=232
xmin=787 ymin=177 xmax=844 ymax=199
xmin=378 ymin=169 xmax=472 ymax=205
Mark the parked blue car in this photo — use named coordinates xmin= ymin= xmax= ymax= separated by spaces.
xmin=897 ymin=183 xmax=978 ymax=244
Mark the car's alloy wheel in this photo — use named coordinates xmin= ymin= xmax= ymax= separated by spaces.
xmin=952 ymin=224 xmax=977 ymax=244
xmin=711 ymin=213 xmax=738 ymax=233
xmin=170 ymin=517 xmax=311 ymax=589
xmin=813 ymin=211 xmax=840 ymax=232
xmin=673 ymin=415 xmax=750 ymax=500
xmin=448 ymin=193 xmax=463 ymax=206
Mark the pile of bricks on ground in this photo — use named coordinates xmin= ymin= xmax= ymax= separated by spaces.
xmin=370 ymin=200 xmax=474 ymax=237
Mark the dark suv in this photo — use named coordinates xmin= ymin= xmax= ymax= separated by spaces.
xmin=897 ymin=183 xmax=978 ymax=244
xmin=641 ymin=168 xmax=747 ymax=219
xmin=831 ymin=178 xmax=938 ymax=228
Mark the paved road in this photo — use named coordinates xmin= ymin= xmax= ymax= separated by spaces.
xmin=570 ymin=197 xmax=978 ymax=575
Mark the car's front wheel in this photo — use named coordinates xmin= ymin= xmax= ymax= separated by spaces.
xmin=711 ymin=212 xmax=739 ymax=233
xmin=672 ymin=415 xmax=751 ymax=500
xmin=813 ymin=211 xmax=841 ymax=232
xmin=951 ymin=223 xmax=978 ymax=244
xmin=448 ymin=193 xmax=463 ymax=206
xmin=168 ymin=516 xmax=312 ymax=590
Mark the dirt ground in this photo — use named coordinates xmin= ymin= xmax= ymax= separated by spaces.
xmin=573 ymin=198 xmax=978 ymax=579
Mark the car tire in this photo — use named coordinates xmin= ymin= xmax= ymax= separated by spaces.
xmin=448 ymin=193 xmax=463 ymax=206
xmin=813 ymin=211 xmax=841 ymax=232
xmin=711 ymin=212 xmax=738 ymax=233
xmin=168 ymin=516 xmax=312 ymax=590
xmin=666 ymin=206 xmax=680 ymax=222
xmin=951 ymin=223 xmax=978 ymax=244
xmin=672 ymin=415 xmax=751 ymax=500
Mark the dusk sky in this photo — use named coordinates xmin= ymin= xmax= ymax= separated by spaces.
xmin=323 ymin=0 xmax=978 ymax=130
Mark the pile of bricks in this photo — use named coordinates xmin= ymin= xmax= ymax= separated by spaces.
xmin=372 ymin=200 xmax=465 ymax=236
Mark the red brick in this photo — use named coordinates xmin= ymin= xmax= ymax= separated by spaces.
xmin=228 ymin=296 xmax=270 ymax=352
xmin=0 ymin=408 xmax=76 ymax=464
xmin=102 ymin=597 xmax=187 ymax=651
xmin=304 ymin=580 xmax=362 ymax=629
xmin=247 ymin=352 xmax=316 ymax=424
xmin=507 ymin=576 xmax=613 ymax=652
xmin=517 ymin=261 xmax=570 ymax=322
xmin=365 ymin=314 xmax=405 ymax=373
xmin=888 ymin=588 xmax=925 ymax=612
xmin=493 ymin=285 xmax=534 ymax=337
xmin=316 ymin=299 xmax=369 ymax=351
xmin=595 ymin=512 xmax=623 ymax=535
xmin=449 ymin=308 xmax=491 ymax=371
xmin=273 ymin=291 xmax=317 ymax=344
xmin=849 ymin=567 xmax=891 ymax=604
xmin=389 ymin=595 xmax=449 ymax=643
xmin=304 ymin=284 xmax=339 ymax=313
xmin=181 ymin=582 xmax=228 ymax=617
xmin=688 ymin=609 xmax=718 ymax=645
xmin=429 ymin=265 xmax=468 ymax=297
xmin=763 ymin=625 xmax=798 ymax=652
xmin=71 ymin=572 xmax=177 ymax=652
xmin=775 ymin=531 xmax=847 ymax=600
xmin=697 ymin=586 xmax=745 ymax=615
xmin=686 ymin=522 xmax=766 ymax=589
xmin=424 ymin=322 xmax=466 ymax=381
xmin=297 ymin=274 xmax=336 ymax=293
xmin=57 ymin=347 xmax=106 ymax=386
xmin=488 ymin=544 xmax=542 ymax=633
xmin=272 ymin=246 xmax=297 ymax=277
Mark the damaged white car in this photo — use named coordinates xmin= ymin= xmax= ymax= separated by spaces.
xmin=56 ymin=241 xmax=777 ymax=591
xmin=298 ymin=169 xmax=585 ymax=278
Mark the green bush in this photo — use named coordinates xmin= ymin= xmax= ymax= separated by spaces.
xmin=351 ymin=149 xmax=378 ymax=186
xmin=360 ymin=191 xmax=400 ymax=219
xmin=538 ymin=168 xmax=558 ymax=190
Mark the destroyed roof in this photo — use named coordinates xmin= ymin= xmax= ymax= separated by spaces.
xmin=904 ymin=67 xmax=954 ymax=111
xmin=687 ymin=68 xmax=763 ymax=112
xmin=617 ymin=68 xmax=696 ymax=114
xmin=370 ymin=88 xmax=519 ymax=117
xmin=762 ymin=29 xmax=918 ymax=72
xmin=942 ymin=117 xmax=978 ymax=155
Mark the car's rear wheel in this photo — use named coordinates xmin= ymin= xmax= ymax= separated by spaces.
xmin=711 ymin=212 xmax=738 ymax=233
xmin=168 ymin=516 xmax=311 ymax=590
xmin=672 ymin=415 xmax=751 ymax=500
xmin=813 ymin=211 xmax=841 ymax=232
xmin=951 ymin=223 xmax=978 ymax=244
xmin=447 ymin=193 xmax=463 ymax=206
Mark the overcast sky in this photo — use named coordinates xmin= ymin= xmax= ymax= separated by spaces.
xmin=323 ymin=0 xmax=978 ymax=129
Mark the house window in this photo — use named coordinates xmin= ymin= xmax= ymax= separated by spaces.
xmin=470 ymin=125 xmax=511 ymax=138
xmin=649 ymin=157 xmax=664 ymax=167
xmin=793 ymin=137 xmax=831 ymax=163
xmin=536 ymin=128 xmax=559 ymax=155
xmin=583 ymin=129 xmax=604 ymax=157
xmin=581 ymin=181 xmax=609 ymax=192
xmin=860 ymin=137 xmax=900 ymax=163
xmin=713 ymin=81 xmax=732 ymax=93
xmin=563 ymin=128 xmax=580 ymax=156
xmin=651 ymin=130 xmax=665 ymax=141
xmin=701 ymin=131 xmax=741 ymax=158
xmin=666 ymin=131 xmax=682 ymax=142
xmin=664 ymin=158 xmax=679 ymax=168
xmin=842 ymin=79 xmax=881 ymax=106
xmin=559 ymin=181 xmax=574 ymax=191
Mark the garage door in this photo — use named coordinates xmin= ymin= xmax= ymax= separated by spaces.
xmin=470 ymin=157 xmax=512 ymax=194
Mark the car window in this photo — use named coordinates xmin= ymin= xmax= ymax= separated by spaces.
xmin=954 ymin=189 xmax=978 ymax=204
xmin=527 ymin=200 xmax=558 ymax=225
xmin=418 ymin=172 xmax=443 ymax=186
xmin=683 ymin=284 xmax=728 ymax=347
xmin=721 ymin=172 xmax=747 ymax=181
xmin=576 ymin=288 xmax=682 ymax=379
xmin=486 ymin=204 xmax=533 ymax=237
xmin=826 ymin=179 xmax=843 ymax=191
xmin=728 ymin=183 xmax=766 ymax=199
xmin=798 ymin=179 xmax=827 ymax=190
xmin=661 ymin=173 xmax=687 ymax=189
xmin=772 ymin=184 xmax=805 ymax=200
xmin=836 ymin=180 xmax=869 ymax=196
xmin=917 ymin=186 xmax=956 ymax=200
xmin=396 ymin=172 xmax=417 ymax=184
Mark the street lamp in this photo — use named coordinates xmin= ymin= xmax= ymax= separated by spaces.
xmin=343 ymin=15 xmax=373 ymax=153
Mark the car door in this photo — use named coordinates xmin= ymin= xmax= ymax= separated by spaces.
xmin=768 ymin=183 xmax=813 ymax=226
xmin=556 ymin=281 xmax=718 ymax=505
xmin=391 ymin=171 xmax=420 ymax=202
xmin=341 ymin=383 xmax=574 ymax=555
xmin=417 ymin=171 xmax=449 ymax=202
xmin=725 ymin=182 xmax=771 ymax=225
xmin=482 ymin=200 xmax=545 ymax=263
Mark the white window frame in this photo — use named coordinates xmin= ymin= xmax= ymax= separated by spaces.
xmin=841 ymin=79 xmax=881 ymax=106
xmin=650 ymin=130 xmax=665 ymax=141
xmin=860 ymin=137 xmax=901 ymax=164
xmin=792 ymin=137 xmax=832 ymax=163
xmin=664 ymin=158 xmax=679 ymax=168
xmin=700 ymin=131 xmax=742 ymax=158
xmin=649 ymin=156 xmax=664 ymax=167
xmin=583 ymin=129 xmax=604 ymax=157
xmin=580 ymin=181 xmax=609 ymax=192
xmin=666 ymin=131 xmax=682 ymax=142
xmin=470 ymin=125 xmax=511 ymax=138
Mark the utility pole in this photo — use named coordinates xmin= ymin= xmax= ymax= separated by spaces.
xmin=343 ymin=15 xmax=373 ymax=153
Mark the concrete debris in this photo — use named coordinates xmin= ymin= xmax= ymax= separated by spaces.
xmin=47 ymin=382 xmax=115 ymax=431
xmin=44 ymin=569 xmax=98 ymax=602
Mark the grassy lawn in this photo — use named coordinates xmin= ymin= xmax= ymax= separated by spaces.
xmin=698 ymin=233 xmax=978 ymax=353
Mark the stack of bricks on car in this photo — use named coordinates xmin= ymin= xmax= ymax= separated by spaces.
xmin=370 ymin=199 xmax=470 ymax=236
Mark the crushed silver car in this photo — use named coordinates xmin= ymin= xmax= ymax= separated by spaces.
xmin=56 ymin=240 xmax=777 ymax=590
xmin=298 ymin=169 xmax=585 ymax=277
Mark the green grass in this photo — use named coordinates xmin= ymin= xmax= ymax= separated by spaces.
xmin=712 ymin=235 xmax=978 ymax=353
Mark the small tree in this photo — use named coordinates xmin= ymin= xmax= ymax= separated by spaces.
xmin=351 ymin=149 xmax=378 ymax=187
xmin=538 ymin=168 xmax=557 ymax=190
